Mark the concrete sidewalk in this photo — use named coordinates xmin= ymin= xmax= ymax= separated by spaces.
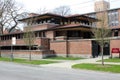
xmin=40 ymin=56 xmax=120 ymax=68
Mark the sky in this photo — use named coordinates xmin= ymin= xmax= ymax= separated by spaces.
xmin=16 ymin=0 xmax=120 ymax=14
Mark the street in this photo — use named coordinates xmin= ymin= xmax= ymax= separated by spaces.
xmin=0 ymin=61 xmax=120 ymax=80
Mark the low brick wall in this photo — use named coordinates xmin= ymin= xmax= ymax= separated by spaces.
xmin=50 ymin=39 xmax=92 ymax=58
xmin=0 ymin=37 xmax=50 ymax=49
xmin=50 ymin=41 xmax=67 ymax=54
xmin=0 ymin=50 xmax=54 ymax=60
xmin=110 ymin=38 xmax=120 ymax=57
xmin=69 ymin=40 xmax=92 ymax=54
xmin=110 ymin=38 xmax=120 ymax=50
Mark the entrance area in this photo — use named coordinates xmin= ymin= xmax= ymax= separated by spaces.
xmin=92 ymin=41 xmax=110 ymax=58
xmin=103 ymin=42 xmax=110 ymax=55
xmin=92 ymin=41 xmax=100 ymax=58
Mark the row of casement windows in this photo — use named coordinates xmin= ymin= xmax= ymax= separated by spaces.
xmin=87 ymin=10 xmax=119 ymax=27
xmin=0 ymin=32 xmax=46 ymax=41
xmin=108 ymin=10 xmax=119 ymax=27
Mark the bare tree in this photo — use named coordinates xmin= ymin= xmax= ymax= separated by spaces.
xmin=0 ymin=0 xmax=24 ymax=34
xmin=0 ymin=0 xmax=25 ymax=58
xmin=37 ymin=8 xmax=48 ymax=14
xmin=53 ymin=6 xmax=71 ymax=16
xmin=92 ymin=11 xmax=111 ymax=65
xmin=23 ymin=19 xmax=35 ymax=61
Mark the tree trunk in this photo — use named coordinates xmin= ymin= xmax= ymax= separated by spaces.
xmin=29 ymin=46 xmax=31 ymax=61
xmin=0 ymin=47 xmax=1 ymax=57
xmin=101 ymin=45 xmax=104 ymax=66
xmin=66 ymin=39 xmax=69 ymax=57
xmin=0 ymin=52 xmax=1 ymax=57
xmin=10 ymin=45 xmax=14 ymax=61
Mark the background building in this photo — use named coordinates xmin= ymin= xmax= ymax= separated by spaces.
xmin=86 ymin=0 xmax=120 ymax=57
xmin=94 ymin=0 xmax=110 ymax=12
xmin=86 ymin=0 xmax=120 ymax=36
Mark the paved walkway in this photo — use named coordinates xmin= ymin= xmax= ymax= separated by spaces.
xmin=40 ymin=56 xmax=120 ymax=68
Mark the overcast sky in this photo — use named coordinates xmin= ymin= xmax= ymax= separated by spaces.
xmin=16 ymin=0 xmax=120 ymax=14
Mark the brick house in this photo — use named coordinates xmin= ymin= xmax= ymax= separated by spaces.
xmin=0 ymin=0 xmax=120 ymax=59
xmin=0 ymin=13 xmax=98 ymax=59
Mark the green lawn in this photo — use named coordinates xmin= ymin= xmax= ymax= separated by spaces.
xmin=98 ymin=57 xmax=120 ymax=62
xmin=0 ymin=57 xmax=56 ymax=65
xmin=45 ymin=56 xmax=84 ymax=60
xmin=72 ymin=63 xmax=120 ymax=73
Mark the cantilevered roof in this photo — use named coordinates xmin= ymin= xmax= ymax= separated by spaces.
xmin=18 ymin=13 xmax=66 ymax=22
xmin=66 ymin=14 xmax=98 ymax=22
xmin=48 ymin=24 xmax=95 ymax=31
xmin=18 ymin=13 xmax=98 ymax=22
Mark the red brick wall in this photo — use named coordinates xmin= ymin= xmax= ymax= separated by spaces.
xmin=41 ymin=38 xmax=50 ymax=49
xmin=34 ymin=38 xmax=42 ymax=46
xmin=1 ymin=50 xmax=54 ymax=59
xmin=46 ymin=31 xmax=54 ymax=39
xmin=50 ymin=40 xmax=92 ymax=55
xmin=24 ymin=24 xmax=48 ymax=31
xmin=0 ymin=38 xmax=50 ymax=49
xmin=50 ymin=41 xmax=67 ymax=54
xmin=110 ymin=39 xmax=120 ymax=57
xmin=0 ymin=40 xmax=11 ymax=46
xmin=0 ymin=38 xmax=42 ymax=46
xmin=24 ymin=23 xmax=58 ymax=32
xmin=110 ymin=39 xmax=120 ymax=52
xmin=69 ymin=40 xmax=92 ymax=54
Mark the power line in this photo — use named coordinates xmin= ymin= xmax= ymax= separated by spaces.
xmin=69 ymin=0 xmax=120 ymax=14
xmin=68 ymin=0 xmax=94 ymax=6
xmin=70 ymin=0 xmax=120 ymax=10
xmin=47 ymin=0 xmax=120 ymax=14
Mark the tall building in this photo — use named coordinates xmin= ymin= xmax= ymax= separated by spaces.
xmin=86 ymin=0 xmax=120 ymax=36
xmin=94 ymin=0 xmax=110 ymax=12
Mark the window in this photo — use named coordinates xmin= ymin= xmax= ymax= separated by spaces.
xmin=67 ymin=31 xmax=81 ymax=38
xmin=87 ymin=13 xmax=96 ymax=27
xmin=42 ymin=32 xmax=46 ymax=37
xmin=108 ymin=10 xmax=119 ymax=27
xmin=114 ymin=30 xmax=119 ymax=37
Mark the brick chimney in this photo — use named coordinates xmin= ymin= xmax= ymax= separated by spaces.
xmin=28 ymin=13 xmax=39 ymax=17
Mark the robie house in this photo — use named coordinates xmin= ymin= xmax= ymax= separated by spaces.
xmin=0 ymin=0 xmax=120 ymax=59
xmin=0 ymin=13 xmax=98 ymax=59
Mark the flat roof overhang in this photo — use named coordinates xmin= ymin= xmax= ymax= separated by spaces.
xmin=66 ymin=15 xmax=99 ymax=22
xmin=18 ymin=13 xmax=66 ymax=22
xmin=18 ymin=13 xmax=98 ymax=22
xmin=48 ymin=24 xmax=95 ymax=31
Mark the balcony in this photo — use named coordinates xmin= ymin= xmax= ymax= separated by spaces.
xmin=24 ymin=23 xmax=58 ymax=32
xmin=0 ymin=39 xmax=26 ymax=46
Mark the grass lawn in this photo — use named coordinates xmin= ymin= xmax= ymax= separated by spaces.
xmin=45 ymin=56 xmax=84 ymax=60
xmin=98 ymin=57 xmax=120 ymax=62
xmin=0 ymin=57 xmax=56 ymax=65
xmin=72 ymin=63 xmax=120 ymax=73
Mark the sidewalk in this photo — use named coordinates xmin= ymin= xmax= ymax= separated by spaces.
xmin=40 ymin=56 xmax=120 ymax=68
